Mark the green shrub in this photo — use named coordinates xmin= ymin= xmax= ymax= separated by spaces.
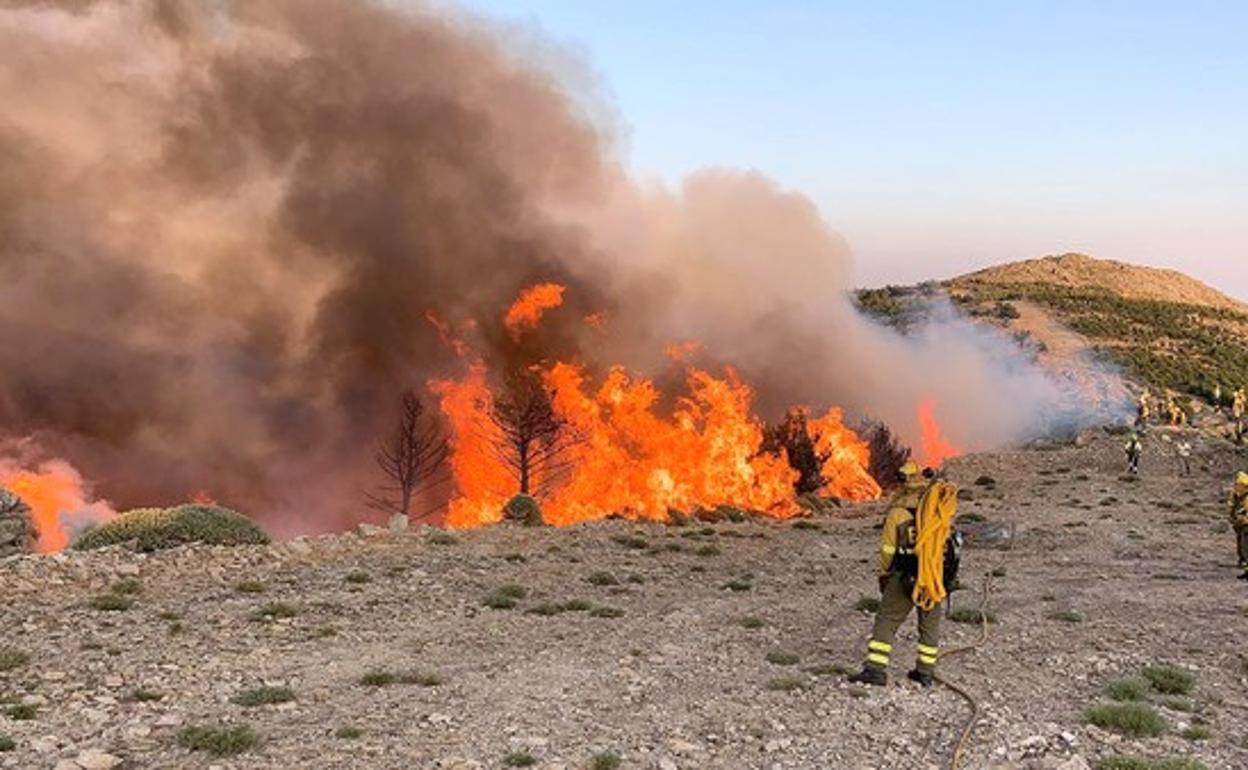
xmin=948 ymin=608 xmax=996 ymax=625
xmin=89 ymin=593 xmax=133 ymax=612
xmin=0 ymin=734 xmax=12 ymax=752
xmin=177 ymin=723 xmax=260 ymax=756
xmin=5 ymin=704 xmax=35 ymax=721
xmin=611 ymin=534 xmax=649 ymax=550
xmin=0 ymin=648 xmax=28 ymax=672
xmin=1181 ymin=725 xmax=1211 ymax=741
xmin=251 ymin=602 xmax=298 ymax=621
xmin=112 ymin=578 xmax=143 ymax=595
xmin=235 ymin=580 xmax=265 ymax=594
xmin=127 ymin=689 xmax=163 ymax=703
xmin=1105 ymin=676 xmax=1151 ymax=702
xmin=344 ymin=571 xmax=371 ymax=585
xmin=587 ymin=572 xmax=619 ymax=587
xmin=854 ymin=596 xmax=880 ymax=613
xmin=590 ymin=753 xmax=622 ymax=770
xmin=1083 ymin=702 xmax=1166 ymax=737
xmin=360 ymin=671 xmax=397 ymax=687
xmin=766 ymin=675 xmax=807 ymax=692
xmin=335 ymin=726 xmax=362 ymax=740
xmin=75 ymin=505 xmax=268 ymax=552
xmin=1141 ymin=665 xmax=1194 ymax=695
xmin=589 ymin=606 xmax=625 ymax=619
xmin=503 ymin=495 xmax=543 ymax=527
xmin=232 ymin=686 xmax=295 ymax=707
xmin=504 ymin=752 xmax=538 ymax=767
xmin=765 ymin=652 xmax=801 ymax=666
xmin=428 ymin=532 xmax=458 ymax=546
xmin=1098 ymin=758 xmax=1208 ymax=770
xmin=738 ymin=616 xmax=766 ymax=629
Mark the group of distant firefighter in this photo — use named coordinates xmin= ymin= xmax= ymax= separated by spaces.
xmin=1125 ymin=385 xmax=1248 ymax=582
xmin=1133 ymin=384 xmax=1247 ymax=440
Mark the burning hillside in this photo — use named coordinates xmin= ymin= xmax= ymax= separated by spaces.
xmin=0 ymin=0 xmax=1118 ymax=545
xmin=431 ymin=285 xmax=882 ymax=528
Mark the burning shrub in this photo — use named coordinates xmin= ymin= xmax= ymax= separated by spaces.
xmin=862 ymin=421 xmax=912 ymax=492
xmin=503 ymin=494 xmax=544 ymax=527
xmin=0 ymin=488 xmax=34 ymax=557
xmin=762 ymin=410 xmax=829 ymax=496
xmin=73 ymin=504 xmax=269 ymax=552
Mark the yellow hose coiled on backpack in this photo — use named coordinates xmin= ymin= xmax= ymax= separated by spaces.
xmin=911 ymin=480 xmax=960 ymax=611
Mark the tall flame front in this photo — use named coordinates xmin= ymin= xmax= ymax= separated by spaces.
xmin=431 ymin=284 xmax=881 ymax=528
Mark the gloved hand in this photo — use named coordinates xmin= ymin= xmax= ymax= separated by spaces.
xmin=878 ymin=574 xmax=889 ymax=594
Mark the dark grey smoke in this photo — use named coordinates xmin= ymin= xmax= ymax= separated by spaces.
xmin=0 ymin=0 xmax=610 ymax=532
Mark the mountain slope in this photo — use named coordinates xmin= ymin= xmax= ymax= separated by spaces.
xmin=954 ymin=253 xmax=1247 ymax=313
xmin=856 ymin=253 xmax=1248 ymax=401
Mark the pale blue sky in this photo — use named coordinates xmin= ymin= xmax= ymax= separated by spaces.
xmin=460 ymin=1 xmax=1247 ymax=299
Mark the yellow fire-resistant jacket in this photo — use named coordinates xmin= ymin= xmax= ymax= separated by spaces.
xmin=1230 ymin=492 xmax=1248 ymax=527
xmin=877 ymin=480 xmax=927 ymax=576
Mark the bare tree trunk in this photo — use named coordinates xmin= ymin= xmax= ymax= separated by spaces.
xmin=368 ymin=389 xmax=449 ymax=523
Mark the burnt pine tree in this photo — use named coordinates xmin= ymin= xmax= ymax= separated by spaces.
xmin=761 ymin=409 xmax=829 ymax=496
xmin=367 ymin=390 xmax=450 ymax=522
xmin=488 ymin=368 xmax=581 ymax=506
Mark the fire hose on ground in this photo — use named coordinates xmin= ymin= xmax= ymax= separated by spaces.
xmin=933 ymin=570 xmax=996 ymax=770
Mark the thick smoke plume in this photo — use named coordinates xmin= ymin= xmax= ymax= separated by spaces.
xmin=0 ymin=0 xmax=1123 ymax=536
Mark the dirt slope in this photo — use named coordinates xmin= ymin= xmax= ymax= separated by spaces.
xmin=954 ymin=254 xmax=1247 ymax=314
xmin=2 ymin=428 xmax=1247 ymax=769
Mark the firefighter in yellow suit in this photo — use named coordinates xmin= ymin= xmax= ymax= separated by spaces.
xmin=848 ymin=462 xmax=940 ymax=687
xmin=1230 ymin=472 xmax=1248 ymax=580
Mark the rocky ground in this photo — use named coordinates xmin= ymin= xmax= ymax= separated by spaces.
xmin=2 ymin=427 xmax=1247 ymax=770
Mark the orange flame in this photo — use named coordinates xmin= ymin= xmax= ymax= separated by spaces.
xmin=584 ymin=311 xmax=608 ymax=332
xmin=917 ymin=398 xmax=962 ymax=468
xmin=663 ymin=341 xmax=702 ymax=363
xmin=0 ymin=459 xmax=115 ymax=553
xmin=504 ymin=283 xmax=566 ymax=338
xmin=430 ymin=286 xmax=882 ymax=527
xmin=190 ymin=490 xmax=217 ymax=505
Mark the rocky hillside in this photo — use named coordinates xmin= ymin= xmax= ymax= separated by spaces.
xmin=1 ymin=427 xmax=1246 ymax=769
xmin=856 ymin=254 xmax=1248 ymax=401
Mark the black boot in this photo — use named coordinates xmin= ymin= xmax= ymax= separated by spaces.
xmin=907 ymin=669 xmax=934 ymax=687
xmin=847 ymin=666 xmax=887 ymax=686
xmin=1237 ymin=570 xmax=1248 ymax=581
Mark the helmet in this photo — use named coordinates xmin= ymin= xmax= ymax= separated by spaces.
xmin=900 ymin=461 xmax=920 ymax=477
xmin=1237 ymin=472 xmax=1248 ymax=492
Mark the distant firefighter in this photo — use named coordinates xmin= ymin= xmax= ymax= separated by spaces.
xmin=1136 ymin=389 xmax=1153 ymax=428
xmin=1124 ymin=432 xmax=1142 ymax=476
xmin=1233 ymin=389 xmax=1247 ymax=444
xmin=1164 ymin=393 xmax=1185 ymax=426
xmin=1229 ymin=472 xmax=1248 ymax=581
xmin=1175 ymin=441 xmax=1192 ymax=476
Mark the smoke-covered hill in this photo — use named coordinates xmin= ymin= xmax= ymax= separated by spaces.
xmin=856 ymin=253 xmax=1248 ymax=404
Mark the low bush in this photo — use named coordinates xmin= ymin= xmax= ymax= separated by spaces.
xmin=0 ymin=648 xmax=28 ymax=673
xmin=177 ymin=723 xmax=260 ymax=756
xmin=1141 ymin=665 xmax=1194 ymax=695
xmin=232 ymin=686 xmax=295 ymax=707
xmin=503 ymin=495 xmax=543 ymax=527
xmin=1083 ymin=702 xmax=1166 ymax=737
xmin=1105 ymin=676 xmax=1150 ymax=702
xmin=75 ymin=505 xmax=268 ymax=552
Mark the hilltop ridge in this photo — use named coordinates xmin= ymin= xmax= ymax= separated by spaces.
xmin=953 ymin=253 xmax=1246 ymax=313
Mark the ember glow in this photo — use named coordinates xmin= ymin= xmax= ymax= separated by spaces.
xmin=0 ymin=459 xmax=115 ymax=553
xmin=917 ymin=398 xmax=962 ymax=468
xmin=504 ymin=283 xmax=567 ymax=338
xmin=431 ymin=287 xmax=881 ymax=528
